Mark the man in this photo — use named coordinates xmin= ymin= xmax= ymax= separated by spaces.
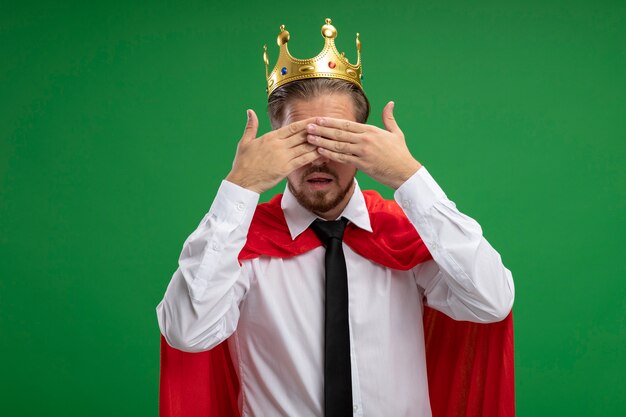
xmin=157 ymin=19 xmax=514 ymax=417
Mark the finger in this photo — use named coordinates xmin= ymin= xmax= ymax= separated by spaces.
xmin=241 ymin=109 xmax=259 ymax=143
xmin=382 ymin=101 xmax=400 ymax=133
xmin=307 ymin=134 xmax=360 ymax=156
xmin=289 ymin=142 xmax=317 ymax=159
xmin=317 ymin=147 xmax=359 ymax=165
xmin=273 ymin=117 xmax=318 ymax=140
xmin=314 ymin=117 xmax=367 ymax=133
xmin=283 ymin=130 xmax=309 ymax=148
xmin=307 ymin=123 xmax=359 ymax=143
xmin=286 ymin=149 xmax=322 ymax=172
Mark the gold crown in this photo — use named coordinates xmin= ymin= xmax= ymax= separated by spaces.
xmin=264 ymin=18 xmax=363 ymax=97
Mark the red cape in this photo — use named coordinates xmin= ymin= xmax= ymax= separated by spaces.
xmin=160 ymin=191 xmax=515 ymax=416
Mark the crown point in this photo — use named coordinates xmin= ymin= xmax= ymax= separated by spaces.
xmin=277 ymin=27 xmax=290 ymax=46
xmin=325 ymin=18 xmax=331 ymax=24
xmin=321 ymin=19 xmax=337 ymax=39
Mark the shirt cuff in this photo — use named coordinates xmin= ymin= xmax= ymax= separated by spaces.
xmin=393 ymin=166 xmax=447 ymax=216
xmin=208 ymin=180 xmax=260 ymax=226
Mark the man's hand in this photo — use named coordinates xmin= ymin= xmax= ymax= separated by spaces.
xmin=226 ymin=110 xmax=320 ymax=194
xmin=306 ymin=101 xmax=422 ymax=189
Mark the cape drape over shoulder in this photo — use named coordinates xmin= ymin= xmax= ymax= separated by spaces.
xmin=159 ymin=191 xmax=515 ymax=417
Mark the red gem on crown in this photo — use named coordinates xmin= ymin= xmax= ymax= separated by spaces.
xmin=328 ymin=61 xmax=336 ymax=69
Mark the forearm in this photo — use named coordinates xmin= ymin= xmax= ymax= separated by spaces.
xmin=396 ymin=167 xmax=515 ymax=322
xmin=156 ymin=180 xmax=259 ymax=351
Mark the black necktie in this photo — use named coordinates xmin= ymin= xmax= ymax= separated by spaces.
xmin=310 ymin=217 xmax=353 ymax=417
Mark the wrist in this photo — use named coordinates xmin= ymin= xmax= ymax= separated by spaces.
xmin=225 ymin=171 xmax=265 ymax=194
xmin=389 ymin=159 xmax=422 ymax=189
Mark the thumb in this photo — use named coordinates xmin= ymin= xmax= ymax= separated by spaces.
xmin=382 ymin=101 xmax=400 ymax=133
xmin=241 ymin=109 xmax=259 ymax=143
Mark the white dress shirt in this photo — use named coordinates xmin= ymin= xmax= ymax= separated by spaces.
xmin=156 ymin=167 xmax=514 ymax=417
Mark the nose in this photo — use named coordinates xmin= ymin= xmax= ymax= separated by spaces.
xmin=311 ymin=155 xmax=330 ymax=166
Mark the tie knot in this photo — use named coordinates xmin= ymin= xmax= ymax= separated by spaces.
xmin=311 ymin=217 xmax=348 ymax=243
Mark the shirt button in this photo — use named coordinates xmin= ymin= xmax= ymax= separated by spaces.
xmin=353 ymin=404 xmax=358 ymax=412
xmin=401 ymin=199 xmax=412 ymax=209
xmin=236 ymin=202 xmax=245 ymax=212
xmin=211 ymin=243 xmax=221 ymax=251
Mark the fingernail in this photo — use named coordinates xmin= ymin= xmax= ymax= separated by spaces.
xmin=246 ymin=109 xmax=251 ymax=120
xmin=307 ymin=124 xmax=316 ymax=132
xmin=316 ymin=117 xmax=325 ymax=125
xmin=307 ymin=134 xmax=317 ymax=142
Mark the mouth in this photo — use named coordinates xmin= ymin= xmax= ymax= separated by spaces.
xmin=304 ymin=174 xmax=334 ymax=190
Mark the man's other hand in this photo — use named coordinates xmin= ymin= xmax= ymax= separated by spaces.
xmin=305 ymin=101 xmax=422 ymax=189
xmin=226 ymin=110 xmax=320 ymax=194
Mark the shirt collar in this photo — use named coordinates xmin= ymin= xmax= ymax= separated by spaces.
xmin=281 ymin=179 xmax=373 ymax=240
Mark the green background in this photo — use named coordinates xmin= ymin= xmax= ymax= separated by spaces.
xmin=1 ymin=0 xmax=624 ymax=415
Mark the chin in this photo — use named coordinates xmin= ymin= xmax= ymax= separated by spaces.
xmin=304 ymin=191 xmax=341 ymax=214
xmin=289 ymin=180 xmax=354 ymax=216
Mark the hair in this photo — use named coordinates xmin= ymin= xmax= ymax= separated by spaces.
xmin=267 ymin=78 xmax=370 ymax=129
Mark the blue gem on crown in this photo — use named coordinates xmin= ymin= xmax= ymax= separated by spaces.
xmin=281 ymin=67 xmax=287 ymax=75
